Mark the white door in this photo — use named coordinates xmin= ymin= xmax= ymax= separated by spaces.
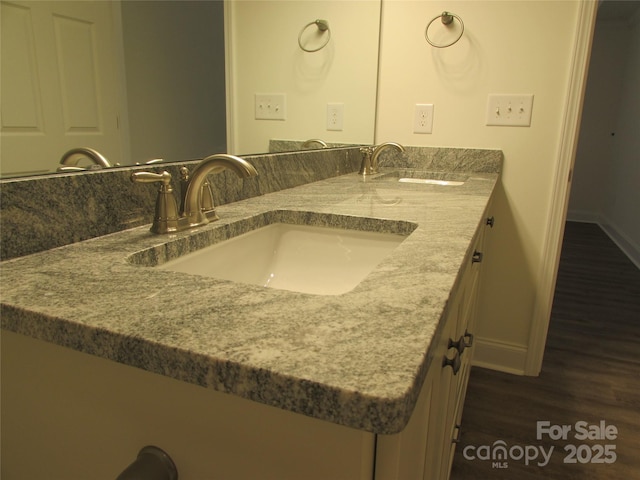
xmin=1 ymin=0 xmax=124 ymax=176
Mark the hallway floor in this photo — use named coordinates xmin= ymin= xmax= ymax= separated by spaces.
xmin=450 ymin=222 xmax=640 ymax=479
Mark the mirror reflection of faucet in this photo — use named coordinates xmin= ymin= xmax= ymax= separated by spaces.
xmin=57 ymin=147 xmax=116 ymax=172
xmin=301 ymin=139 xmax=328 ymax=149
xmin=131 ymin=154 xmax=258 ymax=234
xmin=358 ymin=146 xmax=374 ymax=175
xmin=135 ymin=158 xmax=165 ymax=165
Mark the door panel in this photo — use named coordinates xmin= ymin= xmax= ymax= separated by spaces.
xmin=1 ymin=0 xmax=123 ymax=176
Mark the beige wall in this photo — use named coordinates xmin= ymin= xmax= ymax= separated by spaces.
xmin=375 ymin=0 xmax=587 ymax=372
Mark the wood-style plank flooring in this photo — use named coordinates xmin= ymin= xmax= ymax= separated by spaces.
xmin=450 ymin=221 xmax=640 ymax=479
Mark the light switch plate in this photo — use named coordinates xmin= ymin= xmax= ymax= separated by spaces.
xmin=255 ymin=93 xmax=286 ymax=120
xmin=486 ymin=94 xmax=534 ymax=126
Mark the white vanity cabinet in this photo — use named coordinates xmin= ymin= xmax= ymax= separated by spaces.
xmin=375 ymin=207 xmax=493 ymax=480
xmin=1 ymin=330 xmax=378 ymax=480
xmin=1 ymin=213 xmax=495 ymax=480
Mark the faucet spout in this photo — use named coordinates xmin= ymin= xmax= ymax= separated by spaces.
xmin=371 ymin=142 xmax=405 ymax=173
xmin=183 ymin=154 xmax=258 ymax=225
xmin=301 ymin=139 xmax=328 ymax=149
xmin=59 ymin=147 xmax=111 ymax=169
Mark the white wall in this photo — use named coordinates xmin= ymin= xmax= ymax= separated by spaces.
xmin=228 ymin=0 xmax=380 ymax=154
xmin=375 ymin=0 xmax=587 ymax=373
xmin=569 ymin=10 xmax=640 ymax=266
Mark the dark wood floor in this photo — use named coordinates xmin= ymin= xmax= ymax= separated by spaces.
xmin=450 ymin=221 xmax=640 ymax=479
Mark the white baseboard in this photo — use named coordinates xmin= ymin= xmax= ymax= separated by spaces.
xmin=564 ymin=212 xmax=640 ymax=269
xmin=472 ymin=337 xmax=528 ymax=375
xmin=599 ymin=221 xmax=640 ymax=270
xmin=565 ymin=209 xmax=600 ymax=224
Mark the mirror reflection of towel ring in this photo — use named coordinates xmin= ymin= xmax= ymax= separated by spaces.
xmin=298 ymin=19 xmax=331 ymax=52
xmin=425 ymin=11 xmax=464 ymax=48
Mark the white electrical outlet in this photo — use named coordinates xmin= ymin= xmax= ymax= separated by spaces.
xmin=414 ymin=104 xmax=434 ymax=134
xmin=327 ymin=103 xmax=344 ymax=131
xmin=486 ymin=94 xmax=534 ymax=126
xmin=255 ymin=93 xmax=286 ymax=120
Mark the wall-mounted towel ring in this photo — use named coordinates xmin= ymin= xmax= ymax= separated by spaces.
xmin=425 ymin=11 xmax=464 ymax=48
xmin=298 ymin=19 xmax=331 ymax=52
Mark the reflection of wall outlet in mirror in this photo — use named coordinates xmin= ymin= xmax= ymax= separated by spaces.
xmin=327 ymin=103 xmax=344 ymax=131
xmin=255 ymin=93 xmax=286 ymax=120
xmin=414 ymin=104 xmax=434 ymax=134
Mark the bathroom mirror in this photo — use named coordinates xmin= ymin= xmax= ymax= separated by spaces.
xmin=0 ymin=0 xmax=381 ymax=178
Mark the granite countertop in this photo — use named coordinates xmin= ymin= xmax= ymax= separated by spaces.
xmin=0 ymin=168 xmax=498 ymax=434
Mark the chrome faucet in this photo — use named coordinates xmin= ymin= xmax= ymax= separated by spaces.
xmin=58 ymin=147 xmax=112 ymax=172
xmin=131 ymin=154 xmax=258 ymax=234
xmin=371 ymin=142 xmax=405 ymax=173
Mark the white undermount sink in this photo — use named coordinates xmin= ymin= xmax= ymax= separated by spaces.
xmin=155 ymin=221 xmax=410 ymax=295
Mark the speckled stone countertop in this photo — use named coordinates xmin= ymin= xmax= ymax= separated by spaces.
xmin=0 ymin=166 xmax=498 ymax=434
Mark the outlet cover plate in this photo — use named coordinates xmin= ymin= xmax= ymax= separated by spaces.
xmin=327 ymin=103 xmax=344 ymax=131
xmin=486 ymin=94 xmax=534 ymax=126
xmin=255 ymin=93 xmax=286 ymax=120
xmin=414 ymin=104 xmax=434 ymax=134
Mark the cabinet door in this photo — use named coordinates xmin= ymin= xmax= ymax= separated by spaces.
xmin=375 ymin=206 xmax=496 ymax=480
xmin=374 ymin=362 xmax=436 ymax=479
xmin=438 ymin=286 xmax=467 ymax=479
xmin=2 ymin=331 xmax=376 ymax=480
xmin=440 ymin=209 xmax=493 ymax=477
xmin=425 ymin=298 xmax=464 ymax=480
xmin=374 ymin=303 xmax=457 ymax=480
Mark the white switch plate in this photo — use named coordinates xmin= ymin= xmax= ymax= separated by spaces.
xmin=255 ymin=93 xmax=286 ymax=120
xmin=414 ymin=104 xmax=434 ymax=134
xmin=327 ymin=103 xmax=344 ymax=131
xmin=486 ymin=94 xmax=534 ymax=126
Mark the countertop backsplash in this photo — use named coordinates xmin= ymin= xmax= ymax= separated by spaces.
xmin=0 ymin=146 xmax=502 ymax=260
xmin=0 ymin=148 xmax=361 ymax=260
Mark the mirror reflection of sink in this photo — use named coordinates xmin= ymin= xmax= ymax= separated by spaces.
xmin=129 ymin=211 xmax=416 ymax=296
xmin=375 ymin=170 xmax=468 ymax=186
xmin=398 ymin=178 xmax=464 ymax=186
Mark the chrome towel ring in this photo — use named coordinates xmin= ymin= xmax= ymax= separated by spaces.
xmin=425 ymin=11 xmax=464 ymax=48
xmin=298 ymin=19 xmax=331 ymax=52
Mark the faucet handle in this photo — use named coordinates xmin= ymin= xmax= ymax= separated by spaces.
xmin=131 ymin=171 xmax=180 ymax=234
xmin=131 ymin=170 xmax=172 ymax=185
